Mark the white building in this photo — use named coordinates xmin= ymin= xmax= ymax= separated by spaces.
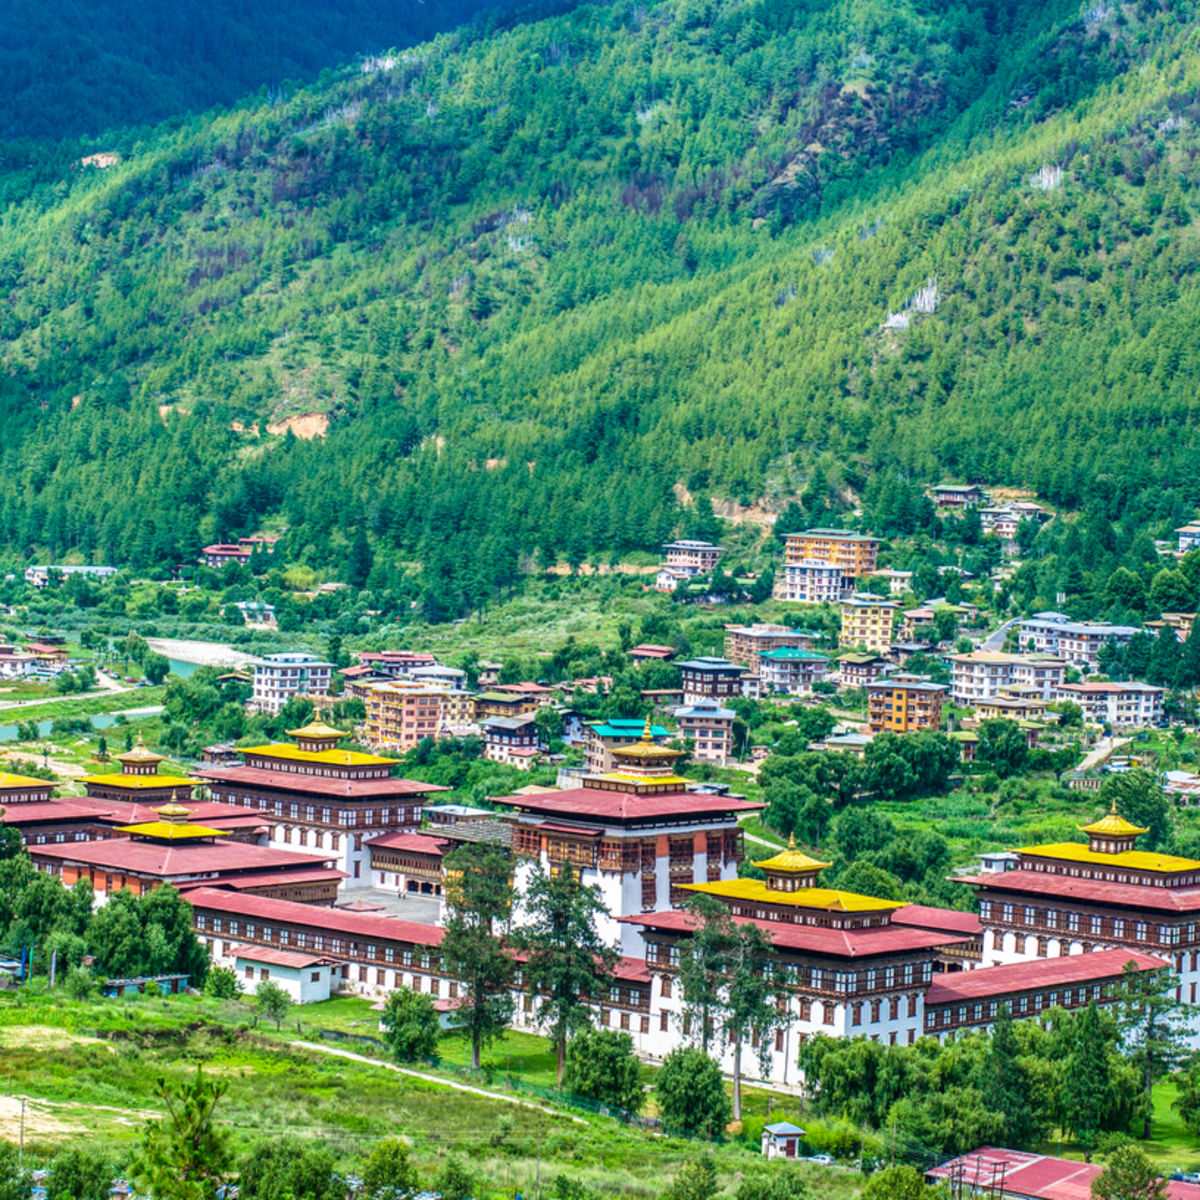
xmin=1053 ymin=681 xmax=1164 ymax=727
xmin=779 ymin=560 xmax=847 ymax=604
xmin=24 ymin=564 xmax=118 ymax=588
xmin=232 ymin=944 xmax=336 ymax=1003
xmin=673 ymin=702 xmax=735 ymax=764
xmin=948 ymin=651 xmax=1067 ymax=705
xmin=1177 ymin=524 xmax=1200 ymax=554
xmin=251 ymin=652 xmax=334 ymax=715
xmin=758 ymin=647 xmax=830 ymax=696
xmin=1016 ymin=613 xmax=1139 ymax=667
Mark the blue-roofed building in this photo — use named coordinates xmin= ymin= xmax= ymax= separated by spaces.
xmin=674 ymin=702 xmax=736 ymax=764
xmin=584 ymin=718 xmax=669 ymax=773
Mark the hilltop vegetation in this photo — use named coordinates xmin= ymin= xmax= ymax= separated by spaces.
xmin=4 ymin=0 xmax=1200 ymax=610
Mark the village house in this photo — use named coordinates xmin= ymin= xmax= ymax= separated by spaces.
xmin=757 ymin=648 xmax=830 ymax=696
xmin=723 ymin=623 xmax=820 ymax=669
xmin=839 ymin=595 xmax=898 ymax=655
xmin=872 ymin=568 xmax=914 ymax=596
xmin=661 ymin=539 xmax=722 ymax=576
xmin=475 ymin=691 xmax=541 ymax=720
xmin=677 ymin=656 xmax=748 ymax=703
xmin=23 ymin=564 xmax=117 ymax=589
xmin=193 ymin=720 xmax=446 ymax=889
xmin=200 ymin=543 xmax=252 ymax=569
xmin=356 ymin=650 xmax=438 ymax=677
xmin=979 ymin=502 xmax=1050 ymax=540
xmin=628 ymin=644 xmax=676 ymax=662
xmin=250 ymin=652 xmax=334 ymax=716
xmin=836 ymin=653 xmax=892 ymax=689
xmin=928 ymin=484 xmax=986 ymax=510
xmin=483 ymin=715 xmax=545 ymax=768
xmin=673 ymin=701 xmax=735 ymax=765
xmin=1177 ymin=524 xmax=1200 ymax=554
xmin=229 ymin=944 xmax=338 ymax=1004
xmin=867 ymin=676 xmax=946 ymax=734
xmin=1053 ymin=681 xmax=1165 ymax=728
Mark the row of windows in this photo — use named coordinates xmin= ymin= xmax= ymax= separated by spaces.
xmin=984 ymin=900 xmax=1182 ymax=943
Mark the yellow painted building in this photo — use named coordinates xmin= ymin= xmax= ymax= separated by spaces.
xmin=840 ymin=596 xmax=898 ymax=654
xmin=783 ymin=529 xmax=880 ymax=576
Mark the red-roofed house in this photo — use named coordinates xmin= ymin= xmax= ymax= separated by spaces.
xmin=228 ymin=944 xmax=338 ymax=1003
xmin=629 ymin=644 xmax=677 ymax=662
xmin=366 ymin=832 xmax=450 ymax=896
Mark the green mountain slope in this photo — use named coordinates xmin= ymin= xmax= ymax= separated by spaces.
xmin=3 ymin=0 xmax=1200 ymax=609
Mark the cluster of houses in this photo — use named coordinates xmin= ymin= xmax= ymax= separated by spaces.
xmin=0 ymin=633 xmax=76 ymax=681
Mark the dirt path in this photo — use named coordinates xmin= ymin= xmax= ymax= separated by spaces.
xmin=288 ymin=1040 xmax=585 ymax=1124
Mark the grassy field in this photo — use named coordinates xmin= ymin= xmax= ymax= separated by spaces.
xmin=0 ymin=686 xmax=165 ymax=726
xmin=0 ymin=988 xmax=860 ymax=1198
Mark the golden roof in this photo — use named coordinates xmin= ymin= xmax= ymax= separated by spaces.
xmin=115 ymin=821 xmax=231 ymax=840
xmin=154 ymin=802 xmax=194 ymax=820
xmin=241 ymin=744 xmax=397 ymax=767
xmin=610 ymin=716 xmax=683 ymax=761
xmin=682 ymin=878 xmax=904 ymax=913
xmin=1080 ymin=800 xmax=1148 ymax=838
xmin=595 ymin=772 xmax=692 ymax=788
xmin=1018 ymin=842 xmax=1200 ymax=874
xmin=286 ymin=720 xmax=347 ymax=740
xmin=116 ymin=733 xmax=165 ymax=764
xmin=753 ymin=834 xmax=831 ymax=874
xmin=0 ymin=771 xmax=53 ymax=790
xmin=80 ymin=774 xmax=195 ymax=791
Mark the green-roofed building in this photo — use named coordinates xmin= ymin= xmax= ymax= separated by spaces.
xmin=585 ymin=717 xmax=670 ymax=774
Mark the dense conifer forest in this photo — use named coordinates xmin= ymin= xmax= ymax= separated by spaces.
xmin=4 ymin=0 xmax=1200 ymax=612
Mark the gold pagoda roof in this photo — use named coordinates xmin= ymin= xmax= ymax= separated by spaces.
xmin=80 ymin=773 xmax=195 ymax=790
xmin=753 ymin=834 xmax=831 ymax=874
xmin=154 ymin=802 xmax=194 ymax=820
xmin=115 ymin=820 xmax=231 ymax=840
xmin=1080 ymin=800 xmax=1148 ymax=838
xmin=115 ymin=733 xmax=166 ymax=764
xmin=286 ymin=720 xmax=347 ymax=740
xmin=0 ymin=771 xmax=53 ymax=790
xmin=682 ymin=878 xmax=904 ymax=913
xmin=610 ymin=717 xmax=683 ymax=761
xmin=1017 ymin=843 xmax=1199 ymax=874
xmin=241 ymin=744 xmax=397 ymax=767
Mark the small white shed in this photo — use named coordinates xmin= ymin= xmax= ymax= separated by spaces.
xmin=761 ymin=1122 xmax=806 ymax=1159
xmin=229 ymin=944 xmax=337 ymax=1004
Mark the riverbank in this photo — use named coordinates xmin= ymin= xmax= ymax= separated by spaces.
xmin=145 ymin=638 xmax=261 ymax=669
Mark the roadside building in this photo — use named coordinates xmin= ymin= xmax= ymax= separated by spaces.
xmin=778 ymin=560 xmax=847 ymax=604
xmin=1016 ymin=613 xmax=1138 ymax=667
xmin=947 ymin=651 xmax=1066 ymax=705
xmin=677 ymin=657 xmax=747 ymax=704
xmin=359 ymin=681 xmax=445 ymax=752
xmin=723 ymin=624 xmax=820 ymax=669
xmin=757 ymin=648 xmax=830 ymax=696
xmin=1053 ymin=681 xmax=1164 ymax=728
xmin=661 ymin=540 xmax=722 ymax=576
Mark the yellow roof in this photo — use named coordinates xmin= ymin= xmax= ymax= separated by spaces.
xmin=241 ymin=744 xmax=397 ymax=767
xmin=610 ymin=741 xmax=683 ymax=760
xmin=0 ymin=771 xmax=52 ymax=790
xmin=753 ymin=834 xmax=831 ymax=874
xmin=154 ymin=802 xmax=193 ymax=819
xmin=1019 ymin=842 xmax=1200 ymax=874
xmin=115 ymin=821 xmax=230 ymax=839
xmin=80 ymin=774 xmax=195 ymax=790
xmin=1080 ymin=801 xmax=1148 ymax=838
xmin=595 ymin=772 xmax=693 ymax=788
xmin=116 ymin=733 xmax=165 ymax=764
xmin=682 ymin=878 xmax=904 ymax=913
xmin=286 ymin=720 xmax=347 ymax=739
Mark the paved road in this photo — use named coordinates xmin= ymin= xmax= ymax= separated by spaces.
xmin=0 ymin=681 xmax=138 ymax=713
xmin=1076 ymin=736 xmax=1131 ymax=773
xmin=981 ymin=618 xmax=1020 ymax=651
xmin=289 ymin=1040 xmax=586 ymax=1123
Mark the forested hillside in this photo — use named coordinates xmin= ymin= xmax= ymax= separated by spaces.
xmin=4 ymin=0 xmax=1200 ymax=612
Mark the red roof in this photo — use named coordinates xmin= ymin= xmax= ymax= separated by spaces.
xmin=203 ymin=867 xmax=347 ymax=891
xmin=364 ymin=832 xmax=450 ymax=855
xmin=495 ymin=787 xmax=764 ymax=824
xmin=184 ymin=886 xmax=446 ymax=947
xmin=359 ymin=651 xmax=437 ymax=665
xmin=892 ymin=905 xmax=982 ymax=936
xmin=537 ymin=821 xmax=604 ymax=836
xmin=1 ymin=800 xmax=105 ymax=825
xmin=625 ymin=910 xmax=970 ymax=960
xmin=927 ymin=1148 xmax=1200 ymax=1200
xmin=925 ymin=949 xmax=1166 ymax=1007
xmin=496 ymin=682 xmax=553 ymax=695
xmin=202 ymin=544 xmax=251 ymax=556
xmin=227 ymin=944 xmax=335 ymax=969
xmin=29 ymin=837 xmax=337 ymax=880
xmin=613 ymin=956 xmax=653 ymax=984
xmin=25 ymin=642 xmax=67 ymax=654
xmin=630 ymin=644 xmax=676 ymax=658
xmin=957 ymin=869 xmax=1200 ymax=913
xmin=339 ymin=665 xmax=382 ymax=678
xmin=193 ymin=765 xmax=446 ymax=799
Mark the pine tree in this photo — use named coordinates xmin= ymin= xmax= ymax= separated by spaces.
xmin=982 ymin=1005 xmax=1034 ymax=1148
xmin=1061 ymin=1003 xmax=1116 ymax=1159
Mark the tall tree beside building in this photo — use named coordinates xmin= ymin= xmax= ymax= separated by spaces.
xmin=1117 ymin=963 xmax=1194 ymax=1139
xmin=981 ymin=1005 xmax=1039 ymax=1148
xmin=440 ymin=846 xmax=515 ymax=1070
xmin=1061 ymin=1003 xmax=1119 ymax=1160
xmin=516 ymin=862 xmax=617 ymax=1085
xmin=676 ymin=894 xmax=740 ymax=1055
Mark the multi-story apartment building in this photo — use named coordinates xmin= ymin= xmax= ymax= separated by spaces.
xmin=778 ymin=560 xmax=848 ymax=604
xmin=193 ymin=720 xmax=445 ymax=888
xmin=867 ymin=676 xmax=947 ymax=734
xmin=837 ymin=653 xmax=892 ymax=688
xmin=839 ymin=596 xmax=898 ymax=654
xmin=1016 ymin=613 xmax=1139 ymax=667
xmin=783 ymin=529 xmax=880 ymax=579
xmin=359 ymin=682 xmax=446 ymax=752
xmin=661 ymin=540 xmax=722 ymax=575
xmin=947 ymin=651 xmax=1067 ymax=705
xmin=677 ymin=657 xmax=748 ymax=703
xmin=356 ymin=651 xmax=438 ymax=678
xmin=723 ymin=623 xmax=820 ymax=668
xmin=1053 ymin=681 xmax=1164 ymax=728
xmin=251 ymin=652 xmax=334 ymax=716
xmin=673 ymin=702 xmax=735 ymax=764
xmin=758 ymin=648 xmax=830 ymax=696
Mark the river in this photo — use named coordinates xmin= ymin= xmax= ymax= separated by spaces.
xmin=0 ymin=704 xmax=165 ymax=743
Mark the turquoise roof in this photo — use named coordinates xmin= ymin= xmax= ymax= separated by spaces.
xmin=760 ymin=648 xmax=829 ymax=661
xmin=589 ymin=721 xmax=669 ymax=738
